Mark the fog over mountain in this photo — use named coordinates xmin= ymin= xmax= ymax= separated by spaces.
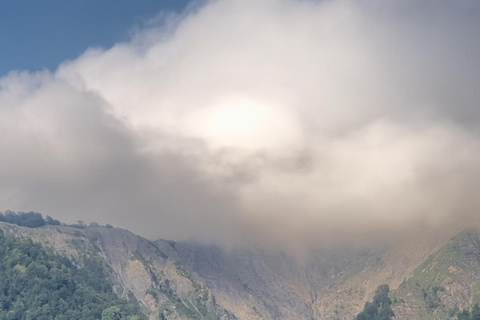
xmin=1 ymin=0 xmax=480 ymax=249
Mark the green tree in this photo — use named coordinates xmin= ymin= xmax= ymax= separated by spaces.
xmin=355 ymin=285 xmax=395 ymax=320
xmin=458 ymin=309 xmax=471 ymax=320
xmin=102 ymin=306 xmax=123 ymax=320
xmin=472 ymin=304 xmax=480 ymax=320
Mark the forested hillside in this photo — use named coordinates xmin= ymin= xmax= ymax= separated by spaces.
xmin=0 ymin=212 xmax=235 ymax=320
xmin=0 ymin=229 xmax=145 ymax=320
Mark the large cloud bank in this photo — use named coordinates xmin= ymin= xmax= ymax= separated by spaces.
xmin=1 ymin=0 xmax=480 ymax=248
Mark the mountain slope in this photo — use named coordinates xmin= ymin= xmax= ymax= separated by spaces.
xmin=1 ymin=218 xmax=480 ymax=320
xmin=0 ymin=228 xmax=145 ymax=320
xmin=164 ymin=233 xmax=453 ymax=320
xmin=392 ymin=229 xmax=480 ymax=320
xmin=0 ymin=222 xmax=235 ymax=320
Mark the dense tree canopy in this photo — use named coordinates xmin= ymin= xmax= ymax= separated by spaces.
xmin=0 ymin=210 xmax=105 ymax=230
xmin=0 ymin=229 xmax=146 ymax=320
xmin=0 ymin=211 xmax=47 ymax=228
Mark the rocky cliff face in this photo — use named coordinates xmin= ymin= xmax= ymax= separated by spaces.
xmin=165 ymin=233 xmax=453 ymax=320
xmin=1 ymin=221 xmax=479 ymax=320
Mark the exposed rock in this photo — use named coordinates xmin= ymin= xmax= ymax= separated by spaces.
xmin=1 ymin=221 xmax=479 ymax=320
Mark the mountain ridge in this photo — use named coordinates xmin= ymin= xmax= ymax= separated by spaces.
xmin=0 ymin=216 xmax=477 ymax=319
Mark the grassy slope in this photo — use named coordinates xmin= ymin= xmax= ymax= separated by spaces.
xmin=392 ymin=229 xmax=480 ymax=320
xmin=314 ymin=232 xmax=454 ymax=319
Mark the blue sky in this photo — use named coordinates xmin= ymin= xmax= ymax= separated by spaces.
xmin=0 ymin=0 xmax=191 ymax=76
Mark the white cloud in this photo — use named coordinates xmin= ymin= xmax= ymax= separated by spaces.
xmin=1 ymin=0 xmax=480 ymax=248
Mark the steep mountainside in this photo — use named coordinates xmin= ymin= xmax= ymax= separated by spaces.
xmin=165 ymin=233 xmax=453 ymax=320
xmin=1 ymin=218 xmax=480 ymax=320
xmin=392 ymin=229 xmax=480 ymax=320
xmin=0 ymin=222 xmax=235 ymax=320
xmin=0 ymin=229 xmax=145 ymax=320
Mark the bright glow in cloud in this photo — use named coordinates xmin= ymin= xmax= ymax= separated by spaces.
xmin=1 ymin=0 xmax=480 ymax=249
xmin=182 ymin=100 xmax=301 ymax=150
xmin=197 ymin=102 xmax=275 ymax=148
